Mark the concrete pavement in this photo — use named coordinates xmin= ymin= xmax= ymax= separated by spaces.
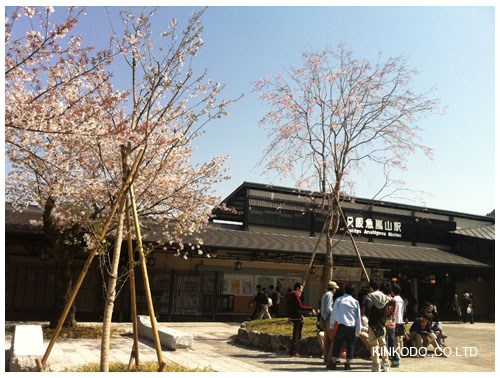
xmin=4 ymin=320 xmax=495 ymax=372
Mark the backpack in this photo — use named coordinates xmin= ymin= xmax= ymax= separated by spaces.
xmin=385 ymin=302 xmax=395 ymax=327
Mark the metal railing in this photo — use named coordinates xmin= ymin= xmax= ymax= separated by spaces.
xmin=6 ymin=261 xmax=223 ymax=321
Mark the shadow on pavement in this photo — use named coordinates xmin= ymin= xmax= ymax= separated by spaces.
xmin=268 ymin=361 xmax=372 ymax=372
xmin=229 ymin=353 xmax=282 ymax=359
xmin=194 ymin=337 xmax=231 ymax=342
xmin=119 ymin=333 xmax=174 ymax=352
xmin=6 ymin=349 xmax=10 ymax=372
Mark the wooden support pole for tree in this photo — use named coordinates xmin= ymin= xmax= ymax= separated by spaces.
xmin=126 ymin=199 xmax=140 ymax=370
xmin=35 ymin=149 xmax=144 ymax=372
xmin=128 ymin=183 xmax=166 ymax=372
xmin=303 ymin=214 xmax=329 ymax=288
xmin=335 ymin=196 xmax=370 ymax=282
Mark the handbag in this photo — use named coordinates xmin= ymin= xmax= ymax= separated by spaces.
xmin=371 ymin=323 xmax=385 ymax=338
xmin=467 ymin=306 xmax=472 ymax=314
xmin=395 ymin=323 xmax=406 ymax=336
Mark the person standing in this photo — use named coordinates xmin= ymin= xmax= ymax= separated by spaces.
xmin=327 ymin=285 xmax=362 ymax=370
xmin=274 ymin=287 xmax=281 ymax=317
xmin=268 ymin=285 xmax=276 ymax=317
xmin=463 ymin=293 xmax=474 ymax=324
xmin=391 ymin=283 xmax=405 ymax=368
xmin=256 ymin=287 xmax=271 ymax=319
xmin=287 ymin=282 xmax=316 ymax=357
xmin=320 ymin=281 xmax=339 ymax=364
xmin=381 ymin=282 xmax=397 ymax=368
xmin=250 ymin=285 xmax=262 ymax=320
xmin=452 ymin=294 xmax=462 ymax=323
xmin=364 ymin=280 xmax=394 ymax=372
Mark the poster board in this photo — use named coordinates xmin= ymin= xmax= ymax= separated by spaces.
xmin=241 ymin=278 xmax=253 ymax=295
xmin=223 ymin=274 xmax=254 ymax=295
xmin=256 ymin=276 xmax=274 ymax=290
xmin=276 ymin=276 xmax=303 ymax=293
xmin=332 ymin=266 xmax=363 ymax=282
xmin=223 ymin=274 xmax=303 ymax=296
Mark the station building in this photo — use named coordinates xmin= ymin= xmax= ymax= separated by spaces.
xmin=5 ymin=182 xmax=495 ymax=322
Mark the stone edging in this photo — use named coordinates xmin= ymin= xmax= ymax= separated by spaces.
xmin=234 ymin=322 xmax=322 ymax=356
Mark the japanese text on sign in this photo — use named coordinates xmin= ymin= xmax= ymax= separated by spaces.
xmin=346 ymin=216 xmax=402 ymax=238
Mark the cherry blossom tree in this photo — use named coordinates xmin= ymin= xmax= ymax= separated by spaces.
xmin=5 ymin=6 xmax=122 ymax=327
xmin=6 ymin=6 xmax=235 ymax=371
xmin=94 ymin=8 xmax=234 ymax=371
xmin=254 ymin=44 xmax=442 ymax=290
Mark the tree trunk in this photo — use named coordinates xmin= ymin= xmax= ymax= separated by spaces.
xmin=43 ymin=197 xmax=77 ymax=328
xmin=49 ymin=245 xmax=77 ymax=328
xmin=322 ymin=192 xmax=341 ymax=292
xmin=100 ymin=199 xmax=127 ymax=372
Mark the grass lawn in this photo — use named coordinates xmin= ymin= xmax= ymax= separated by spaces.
xmin=5 ymin=324 xmax=126 ymax=339
xmin=62 ymin=361 xmax=213 ymax=372
xmin=245 ymin=317 xmax=318 ymax=338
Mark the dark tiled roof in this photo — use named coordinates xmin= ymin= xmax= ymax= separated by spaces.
xmin=451 ymin=224 xmax=495 ymax=241
xmin=5 ymin=204 xmax=490 ymax=268
xmin=148 ymin=226 xmax=490 ymax=268
xmin=5 ymin=203 xmax=44 ymax=233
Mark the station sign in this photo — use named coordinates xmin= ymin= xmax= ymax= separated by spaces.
xmin=346 ymin=216 xmax=402 ymax=238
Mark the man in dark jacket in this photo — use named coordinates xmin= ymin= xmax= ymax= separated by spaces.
xmin=256 ymin=287 xmax=271 ymax=319
xmin=287 ymin=282 xmax=316 ymax=357
xmin=409 ymin=313 xmax=447 ymax=357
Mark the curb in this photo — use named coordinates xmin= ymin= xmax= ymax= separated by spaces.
xmin=234 ymin=322 xmax=322 ymax=356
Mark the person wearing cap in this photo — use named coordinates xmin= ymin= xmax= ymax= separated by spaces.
xmin=327 ymin=285 xmax=362 ymax=370
xmin=320 ymin=280 xmax=339 ymax=363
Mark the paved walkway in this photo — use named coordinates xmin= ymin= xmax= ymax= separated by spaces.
xmin=5 ymin=321 xmax=495 ymax=372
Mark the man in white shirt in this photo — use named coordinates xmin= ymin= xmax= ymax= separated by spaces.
xmin=391 ymin=283 xmax=405 ymax=368
xmin=327 ymin=285 xmax=362 ymax=370
xmin=320 ymin=281 xmax=339 ymax=363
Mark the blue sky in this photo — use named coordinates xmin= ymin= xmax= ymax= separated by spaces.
xmin=4 ymin=5 xmax=496 ymax=216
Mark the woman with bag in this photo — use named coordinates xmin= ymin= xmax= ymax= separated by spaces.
xmin=463 ymin=293 xmax=474 ymax=324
